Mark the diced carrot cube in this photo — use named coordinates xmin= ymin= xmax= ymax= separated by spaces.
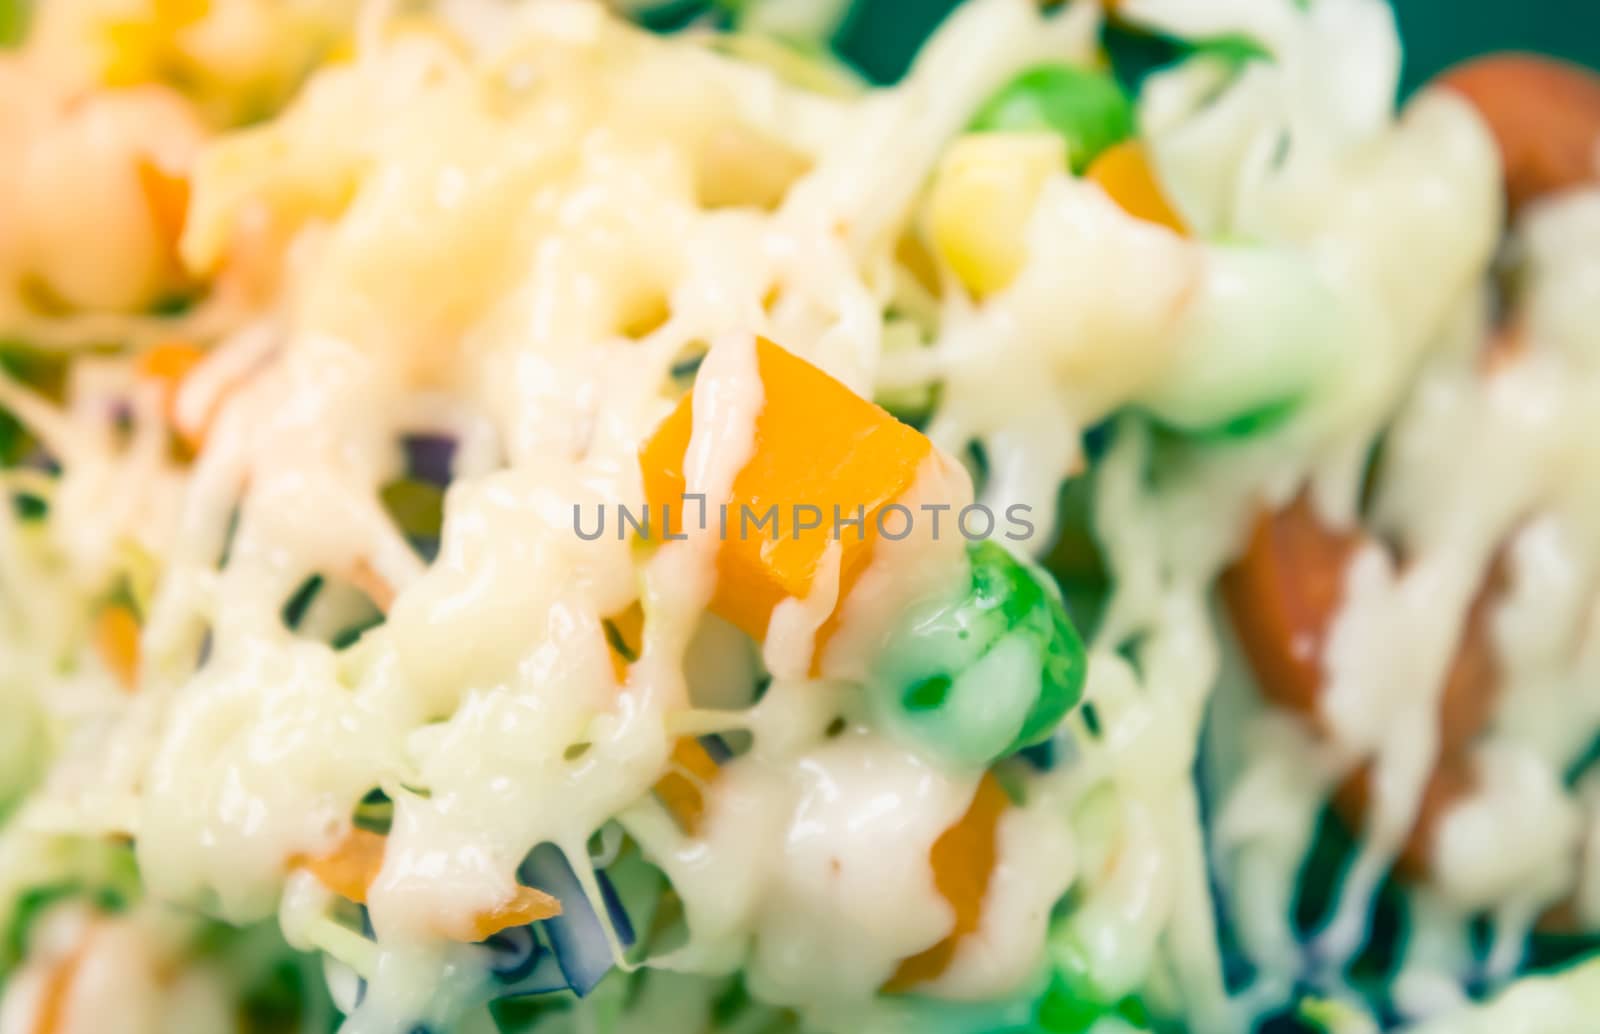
xmin=1085 ymin=141 xmax=1187 ymax=235
xmin=639 ymin=337 xmax=932 ymax=646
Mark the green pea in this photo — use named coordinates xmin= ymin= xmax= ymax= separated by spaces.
xmin=1137 ymin=246 xmax=1345 ymax=437
xmin=1153 ymin=395 xmax=1299 ymax=443
xmin=971 ymin=65 xmax=1135 ymax=174
xmin=1034 ymin=972 xmax=1150 ymax=1033
xmin=869 ymin=541 xmax=1087 ymax=767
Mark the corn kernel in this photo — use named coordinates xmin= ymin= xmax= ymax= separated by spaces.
xmin=924 ymin=131 xmax=1066 ymax=299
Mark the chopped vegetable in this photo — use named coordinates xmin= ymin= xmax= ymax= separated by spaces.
xmin=640 ymin=337 xmax=934 ymax=650
xmin=1034 ymin=970 xmax=1150 ymax=1033
xmin=4 ymin=888 xmax=75 ymax=973
xmin=652 ymin=736 xmax=722 ymax=835
xmin=298 ymin=830 xmax=560 ymax=941
xmin=401 ymin=434 xmax=457 ymax=487
xmin=353 ymin=789 xmax=393 ymax=835
xmin=1297 ymin=995 xmax=1376 ymax=1033
xmin=135 ymin=158 xmax=191 ymax=259
xmin=1084 ymin=140 xmax=1186 ymax=235
xmin=2 ymin=846 xmax=140 ymax=977
xmin=1139 ymin=247 xmax=1345 ymax=435
xmin=467 ymin=888 xmax=565 ymax=944
xmin=299 ymin=828 xmax=387 ymax=904
xmin=94 ymin=603 xmax=141 ymax=692
xmin=884 ymin=771 xmax=1007 ymax=991
xmin=380 ymin=478 xmax=445 ymax=561
xmin=486 ymin=931 xmax=567 ymax=1001
xmin=135 ymin=340 xmax=205 ymax=443
xmin=517 ymin=845 xmax=635 ymax=997
xmin=925 ymin=132 xmax=1066 ymax=298
xmin=100 ymin=18 xmax=167 ymax=86
xmin=33 ymin=938 xmax=89 ymax=1034
xmin=868 ymin=542 xmax=1087 ymax=768
xmin=481 ymin=925 xmax=542 ymax=984
xmin=0 ymin=348 xmax=67 ymax=477
xmin=1180 ymin=397 xmax=1298 ymax=441
xmin=603 ymin=603 xmax=644 ymax=682
xmin=971 ymin=65 xmax=1134 ymax=174
xmin=1437 ymin=55 xmax=1600 ymax=217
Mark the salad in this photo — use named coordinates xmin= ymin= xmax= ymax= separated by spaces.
xmin=1 ymin=0 xmax=1598 ymax=1031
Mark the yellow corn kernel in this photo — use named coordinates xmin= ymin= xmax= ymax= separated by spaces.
xmin=924 ymin=131 xmax=1066 ymax=299
xmin=98 ymin=0 xmax=208 ymax=86
xmin=322 ymin=34 xmax=357 ymax=65
xmin=98 ymin=20 xmax=165 ymax=87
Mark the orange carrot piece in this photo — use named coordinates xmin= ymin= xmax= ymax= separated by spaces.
xmin=1085 ymin=140 xmax=1186 ymax=235
xmin=653 ymin=737 xmax=721 ymax=835
xmin=135 ymin=340 xmax=204 ymax=385
xmin=94 ymin=604 xmax=141 ymax=692
xmin=300 ymin=828 xmax=387 ymax=904
xmin=32 ymin=936 xmax=90 ymax=1034
xmin=135 ymin=157 xmax=190 ymax=258
xmin=639 ymin=337 xmax=932 ymax=646
xmin=299 ymin=828 xmax=562 ymax=941
xmin=136 ymin=339 xmax=203 ymax=422
xmin=884 ymin=771 xmax=1007 ymax=991
xmin=460 ymin=885 xmax=562 ymax=941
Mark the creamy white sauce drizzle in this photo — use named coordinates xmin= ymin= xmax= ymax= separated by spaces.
xmin=3 ymin=0 xmax=1598 ymax=1031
